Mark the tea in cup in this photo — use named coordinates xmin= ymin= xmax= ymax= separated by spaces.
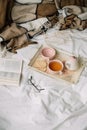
xmin=65 ymin=56 xmax=79 ymax=71
xmin=47 ymin=60 xmax=64 ymax=74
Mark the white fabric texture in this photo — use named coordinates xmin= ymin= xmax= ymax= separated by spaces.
xmin=0 ymin=22 xmax=87 ymax=130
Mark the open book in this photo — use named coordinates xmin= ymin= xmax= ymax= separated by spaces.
xmin=0 ymin=58 xmax=22 ymax=86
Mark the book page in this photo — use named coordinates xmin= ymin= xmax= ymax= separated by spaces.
xmin=0 ymin=72 xmax=20 ymax=81
xmin=0 ymin=58 xmax=22 ymax=86
xmin=0 ymin=58 xmax=22 ymax=73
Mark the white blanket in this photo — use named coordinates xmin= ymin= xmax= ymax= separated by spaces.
xmin=0 ymin=27 xmax=87 ymax=130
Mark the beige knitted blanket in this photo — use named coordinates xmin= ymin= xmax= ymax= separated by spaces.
xmin=0 ymin=0 xmax=87 ymax=54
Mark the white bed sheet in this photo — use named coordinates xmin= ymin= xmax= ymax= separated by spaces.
xmin=0 ymin=27 xmax=87 ymax=130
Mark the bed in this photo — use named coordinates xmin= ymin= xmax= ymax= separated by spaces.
xmin=0 ymin=0 xmax=87 ymax=130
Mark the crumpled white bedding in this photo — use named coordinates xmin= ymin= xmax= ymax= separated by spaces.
xmin=0 ymin=27 xmax=87 ymax=130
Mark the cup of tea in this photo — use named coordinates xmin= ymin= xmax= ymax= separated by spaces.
xmin=65 ymin=56 xmax=79 ymax=71
xmin=47 ymin=59 xmax=64 ymax=74
xmin=41 ymin=47 xmax=56 ymax=60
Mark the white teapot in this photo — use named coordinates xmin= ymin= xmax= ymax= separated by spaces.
xmin=65 ymin=56 xmax=80 ymax=71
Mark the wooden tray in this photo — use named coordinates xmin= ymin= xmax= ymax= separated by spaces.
xmin=28 ymin=45 xmax=86 ymax=84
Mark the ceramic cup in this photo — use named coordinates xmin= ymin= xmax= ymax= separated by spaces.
xmin=47 ymin=59 xmax=64 ymax=74
xmin=41 ymin=47 xmax=56 ymax=60
xmin=65 ymin=56 xmax=79 ymax=71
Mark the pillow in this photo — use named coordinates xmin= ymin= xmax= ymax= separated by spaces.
xmin=15 ymin=0 xmax=42 ymax=4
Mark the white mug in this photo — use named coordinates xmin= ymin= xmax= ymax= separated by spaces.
xmin=65 ymin=56 xmax=79 ymax=71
